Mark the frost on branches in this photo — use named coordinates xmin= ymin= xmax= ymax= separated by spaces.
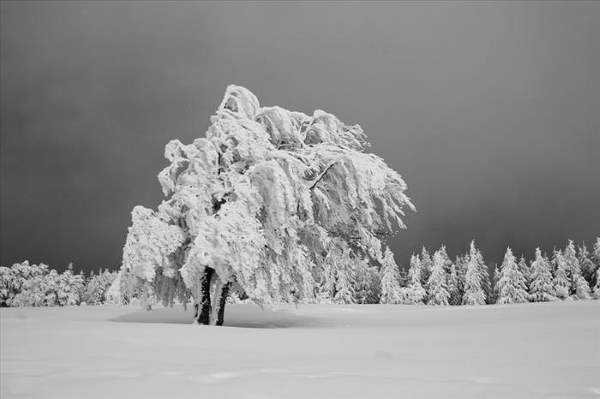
xmin=117 ymin=85 xmax=415 ymax=325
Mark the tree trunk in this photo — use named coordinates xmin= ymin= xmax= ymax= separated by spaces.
xmin=195 ymin=268 xmax=214 ymax=325
xmin=193 ymin=268 xmax=230 ymax=326
xmin=215 ymin=282 xmax=231 ymax=326
xmin=208 ymin=278 xmax=231 ymax=326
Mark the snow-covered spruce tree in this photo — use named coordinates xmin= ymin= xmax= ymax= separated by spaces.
xmin=528 ymin=248 xmax=556 ymax=302
xmin=117 ymin=86 xmax=415 ymax=325
xmin=398 ymin=267 xmax=409 ymax=288
xmin=552 ymin=249 xmax=570 ymax=300
xmin=333 ymin=266 xmax=355 ymax=305
xmin=400 ymin=254 xmax=426 ymax=304
xmin=496 ymin=247 xmax=529 ymax=304
xmin=352 ymin=255 xmax=381 ymax=304
xmin=563 ymin=240 xmax=590 ymax=299
xmin=478 ymin=260 xmax=492 ymax=304
xmin=426 ymin=247 xmax=450 ymax=306
xmin=578 ymin=243 xmax=597 ymax=290
xmin=318 ymin=238 xmax=357 ymax=304
xmin=419 ymin=247 xmax=433 ymax=288
xmin=462 ymin=241 xmax=486 ymax=305
xmin=518 ymin=256 xmax=531 ymax=292
xmin=490 ymin=264 xmax=501 ymax=304
xmin=447 ymin=262 xmax=461 ymax=305
xmin=455 ymin=255 xmax=467 ymax=301
xmin=462 ymin=241 xmax=487 ymax=305
xmin=379 ymin=247 xmax=403 ymax=304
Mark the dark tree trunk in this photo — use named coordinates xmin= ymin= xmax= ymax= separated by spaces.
xmin=195 ymin=268 xmax=214 ymax=325
xmin=216 ymin=282 xmax=231 ymax=326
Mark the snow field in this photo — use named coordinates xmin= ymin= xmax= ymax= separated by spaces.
xmin=1 ymin=301 xmax=599 ymax=399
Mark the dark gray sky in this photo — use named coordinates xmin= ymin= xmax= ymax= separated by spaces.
xmin=1 ymin=1 xmax=599 ymax=272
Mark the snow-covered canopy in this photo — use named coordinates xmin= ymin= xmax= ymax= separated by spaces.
xmin=121 ymin=85 xmax=415 ymax=305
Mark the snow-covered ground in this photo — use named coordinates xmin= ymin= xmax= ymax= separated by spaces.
xmin=1 ymin=301 xmax=599 ymax=399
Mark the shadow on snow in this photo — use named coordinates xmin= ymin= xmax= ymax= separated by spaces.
xmin=109 ymin=303 xmax=324 ymax=329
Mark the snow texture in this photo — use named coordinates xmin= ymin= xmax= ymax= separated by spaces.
xmin=2 ymin=301 xmax=599 ymax=399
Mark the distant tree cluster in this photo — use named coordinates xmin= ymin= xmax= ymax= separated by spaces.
xmin=0 ymin=261 xmax=117 ymax=307
xmin=379 ymin=238 xmax=600 ymax=306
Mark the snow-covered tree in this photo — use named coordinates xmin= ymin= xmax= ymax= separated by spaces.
xmin=563 ymin=240 xmax=590 ymax=299
xmin=496 ymin=247 xmax=529 ymax=304
xmin=379 ymin=248 xmax=403 ymax=304
xmin=7 ymin=261 xmax=51 ymax=307
xmin=0 ymin=266 xmax=15 ymax=306
xmin=462 ymin=241 xmax=487 ymax=306
xmin=528 ymin=248 xmax=556 ymax=302
xmin=352 ymin=258 xmax=381 ymax=304
xmin=578 ymin=243 xmax=597 ymax=290
xmin=552 ymin=249 xmax=570 ymax=300
xmin=517 ymin=256 xmax=531 ymax=291
xmin=592 ymin=237 xmax=600 ymax=267
xmin=117 ymin=86 xmax=415 ymax=324
xmin=333 ymin=267 xmax=355 ymax=305
xmin=398 ymin=267 xmax=409 ymax=288
xmin=400 ymin=254 xmax=426 ymax=304
xmin=56 ymin=264 xmax=84 ymax=306
xmin=107 ymin=268 xmax=136 ymax=305
xmin=84 ymin=270 xmax=118 ymax=305
xmin=593 ymin=268 xmax=600 ymax=299
xmin=426 ymin=247 xmax=450 ymax=306
xmin=455 ymin=255 xmax=467 ymax=299
xmin=478 ymin=261 xmax=492 ymax=304
xmin=419 ymin=247 xmax=433 ymax=288
xmin=447 ymin=262 xmax=461 ymax=305
xmin=490 ymin=264 xmax=501 ymax=304
xmin=592 ymin=238 xmax=600 ymax=266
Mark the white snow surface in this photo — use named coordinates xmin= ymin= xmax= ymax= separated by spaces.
xmin=2 ymin=301 xmax=599 ymax=398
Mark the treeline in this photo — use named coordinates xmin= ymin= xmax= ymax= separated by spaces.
xmin=1 ymin=238 xmax=598 ymax=308
xmin=0 ymin=261 xmax=117 ymax=307
xmin=379 ymin=239 xmax=600 ymax=305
